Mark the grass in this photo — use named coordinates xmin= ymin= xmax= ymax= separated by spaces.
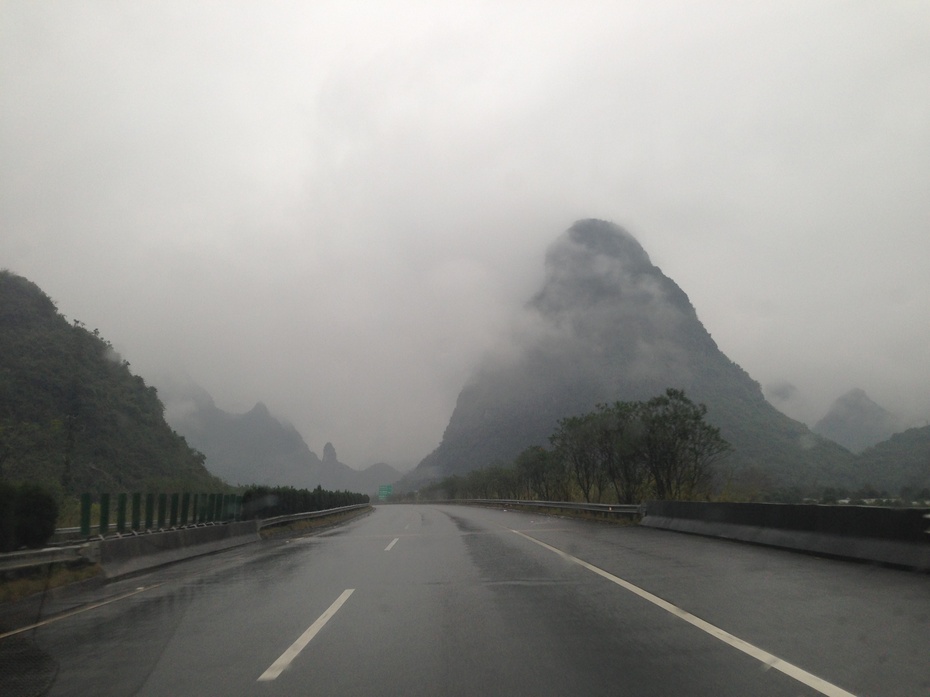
xmin=0 ymin=562 xmax=102 ymax=604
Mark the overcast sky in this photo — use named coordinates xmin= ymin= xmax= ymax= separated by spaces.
xmin=3 ymin=2 xmax=929 ymax=469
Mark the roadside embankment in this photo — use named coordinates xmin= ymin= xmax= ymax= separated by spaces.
xmin=641 ymin=501 xmax=930 ymax=570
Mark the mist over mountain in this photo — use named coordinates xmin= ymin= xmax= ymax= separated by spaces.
xmin=159 ymin=376 xmax=400 ymax=496
xmin=409 ymin=219 xmax=855 ymax=489
xmin=0 ymin=270 xmax=224 ymax=494
xmin=813 ymin=388 xmax=902 ymax=454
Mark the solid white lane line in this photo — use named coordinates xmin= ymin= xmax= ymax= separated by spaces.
xmin=257 ymin=588 xmax=355 ymax=681
xmin=384 ymin=537 xmax=399 ymax=551
xmin=510 ymin=530 xmax=856 ymax=697
xmin=0 ymin=584 xmax=164 ymax=640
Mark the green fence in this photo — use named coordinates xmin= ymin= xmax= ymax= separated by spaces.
xmin=79 ymin=492 xmax=243 ymax=537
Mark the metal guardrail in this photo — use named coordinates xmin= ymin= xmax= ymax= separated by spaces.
xmin=0 ymin=545 xmax=86 ymax=573
xmin=256 ymin=503 xmax=372 ymax=530
xmin=50 ymin=519 xmax=232 ymax=544
xmin=50 ymin=502 xmax=372 ymax=539
xmin=2 ymin=505 xmax=372 ymax=574
xmin=451 ymin=499 xmax=643 ymax=516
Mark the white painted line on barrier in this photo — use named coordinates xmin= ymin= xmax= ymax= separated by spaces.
xmin=257 ymin=588 xmax=355 ymax=681
xmin=384 ymin=537 xmax=399 ymax=551
xmin=511 ymin=530 xmax=857 ymax=697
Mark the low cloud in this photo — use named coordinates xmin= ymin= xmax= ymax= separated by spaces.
xmin=2 ymin=3 xmax=929 ymax=465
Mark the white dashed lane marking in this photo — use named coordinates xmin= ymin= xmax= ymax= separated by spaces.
xmin=257 ymin=589 xmax=355 ymax=681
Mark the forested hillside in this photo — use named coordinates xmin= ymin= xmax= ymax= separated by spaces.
xmin=856 ymin=425 xmax=930 ymax=492
xmin=0 ymin=271 xmax=225 ymax=495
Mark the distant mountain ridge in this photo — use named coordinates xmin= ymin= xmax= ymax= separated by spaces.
xmin=408 ymin=219 xmax=855 ymax=489
xmin=813 ymin=388 xmax=901 ymax=454
xmin=158 ymin=377 xmax=399 ymax=496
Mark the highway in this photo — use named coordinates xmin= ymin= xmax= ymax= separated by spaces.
xmin=2 ymin=504 xmax=928 ymax=696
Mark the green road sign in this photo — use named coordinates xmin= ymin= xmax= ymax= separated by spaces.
xmin=378 ymin=485 xmax=393 ymax=501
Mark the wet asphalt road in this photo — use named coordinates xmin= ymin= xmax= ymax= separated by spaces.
xmin=2 ymin=504 xmax=929 ymax=696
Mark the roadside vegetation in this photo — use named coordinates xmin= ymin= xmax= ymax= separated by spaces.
xmin=408 ymin=389 xmax=731 ymax=504
xmin=240 ymin=484 xmax=369 ymax=519
xmin=403 ymin=388 xmax=930 ymax=507
xmin=0 ymin=483 xmax=58 ymax=552
xmin=0 ymin=562 xmax=101 ymax=604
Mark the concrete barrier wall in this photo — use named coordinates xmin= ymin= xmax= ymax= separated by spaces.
xmin=91 ymin=520 xmax=260 ymax=578
xmin=641 ymin=502 xmax=930 ymax=570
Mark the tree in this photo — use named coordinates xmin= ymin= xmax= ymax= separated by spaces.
xmin=14 ymin=485 xmax=59 ymax=548
xmin=486 ymin=465 xmax=520 ymax=499
xmin=638 ymin=389 xmax=730 ymax=500
xmin=514 ymin=446 xmax=550 ymax=499
xmin=421 ymin=388 xmax=729 ymax=505
xmin=550 ymin=413 xmax=605 ymax=502
xmin=594 ymin=402 xmax=648 ymax=504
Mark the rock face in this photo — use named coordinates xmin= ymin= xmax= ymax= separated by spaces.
xmin=411 ymin=219 xmax=854 ymax=488
xmin=813 ymin=388 xmax=901 ymax=453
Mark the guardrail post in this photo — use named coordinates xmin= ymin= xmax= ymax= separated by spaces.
xmin=117 ymin=493 xmax=127 ymax=533
xmin=157 ymin=493 xmax=167 ymax=529
xmin=181 ymin=493 xmax=190 ymax=526
xmin=145 ymin=493 xmax=155 ymax=531
xmin=169 ymin=493 xmax=179 ymax=527
xmin=131 ymin=492 xmax=141 ymax=531
xmin=99 ymin=493 xmax=110 ymax=535
xmin=80 ymin=493 xmax=91 ymax=537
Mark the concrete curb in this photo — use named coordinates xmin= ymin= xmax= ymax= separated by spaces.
xmin=640 ymin=516 xmax=930 ymax=570
xmin=89 ymin=521 xmax=261 ymax=578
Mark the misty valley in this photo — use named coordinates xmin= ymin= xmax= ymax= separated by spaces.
xmin=1 ymin=220 xmax=927 ymax=513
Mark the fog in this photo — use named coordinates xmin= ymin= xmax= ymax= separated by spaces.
xmin=2 ymin=2 xmax=929 ymax=468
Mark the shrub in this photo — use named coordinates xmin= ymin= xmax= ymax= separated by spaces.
xmin=0 ymin=483 xmax=59 ymax=551
xmin=0 ymin=483 xmax=16 ymax=553
xmin=13 ymin=485 xmax=59 ymax=549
